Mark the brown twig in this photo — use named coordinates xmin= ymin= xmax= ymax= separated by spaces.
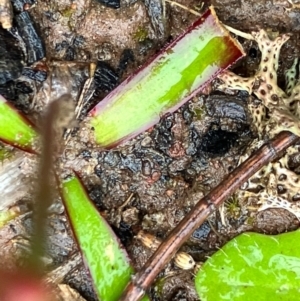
xmin=30 ymin=94 xmax=74 ymax=272
xmin=119 ymin=131 xmax=299 ymax=301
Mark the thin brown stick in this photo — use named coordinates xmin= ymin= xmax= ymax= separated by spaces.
xmin=118 ymin=131 xmax=299 ymax=301
xmin=29 ymin=97 xmax=60 ymax=272
xmin=30 ymin=94 xmax=74 ymax=272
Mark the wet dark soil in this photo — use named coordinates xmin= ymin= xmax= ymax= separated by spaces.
xmin=1 ymin=0 xmax=300 ymax=300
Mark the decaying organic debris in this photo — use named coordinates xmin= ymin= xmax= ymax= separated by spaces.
xmin=1 ymin=1 xmax=300 ymax=301
xmin=0 ymin=0 xmax=13 ymax=29
xmin=218 ymin=29 xmax=300 ymax=219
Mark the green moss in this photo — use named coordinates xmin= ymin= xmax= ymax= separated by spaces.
xmin=60 ymin=7 xmax=74 ymax=18
xmin=192 ymin=107 xmax=204 ymax=120
xmin=245 ymin=216 xmax=255 ymax=226
xmin=225 ymin=195 xmax=241 ymax=219
xmin=0 ymin=207 xmax=20 ymax=229
xmin=0 ymin=145 xmax=13 ymax=162
xmin=134 ymin=27 xmax=148 ymax=42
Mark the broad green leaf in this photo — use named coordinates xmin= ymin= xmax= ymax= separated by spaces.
xmin=89 ymin=7 xmax=245 ymax=147
xmin=195 ymin=230 xmax=300 ymax=301
xmin=61 ymin=175 xmax=149 ymax=301
xmin=0 ymin=95 xmax=37 ymax=151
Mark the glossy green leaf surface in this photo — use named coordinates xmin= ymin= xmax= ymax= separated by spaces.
xmin=62 ymin=175 xmax=133 ymax=300
xmin=0 ymin=95 xmax=37 ymax=151
xmin=195 ymin=230 xmax=300 ymax=301
xmin=62 ymin=175 xmax=149 ymax=301
xmin=89 ymin=7 xmax=244 ymax=147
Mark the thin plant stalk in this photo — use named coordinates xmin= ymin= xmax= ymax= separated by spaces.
xmin=30 ymin=94 xmax=72 ymax=271
xmin=118 ymin=131 xmax=299 ymax=301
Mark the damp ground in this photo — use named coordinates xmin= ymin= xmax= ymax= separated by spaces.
xmin=0 ymin=0 xmax=300 ymax=300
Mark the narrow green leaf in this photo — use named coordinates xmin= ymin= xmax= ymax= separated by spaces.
xmin=0 ymin=95 xmax=37 ymax=151
xmin=195 ymin=230 xmax=300 ymax=301
xmin=89 ymin=6 xmax=245 ymax=147
xmin=61 ymin=175 xmax=150 ymax=301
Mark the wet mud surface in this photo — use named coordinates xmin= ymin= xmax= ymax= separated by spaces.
xmin=1 ymin=0 xmax=300 ymax=300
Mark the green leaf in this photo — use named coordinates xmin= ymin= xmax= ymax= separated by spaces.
xmin=0 ymin=95 xmax=37 ymax=151
xmin=61 ymin=174 xmax=150 ymax=301
xmin=89 ymin=7 xmax=245 ymax=147
xmin=195 ymin=230 xmax=300 ymax=301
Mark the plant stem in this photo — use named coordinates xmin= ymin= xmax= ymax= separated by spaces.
xmin=119 ymin=131 xmax=299 ymax=301
xmin=30 ymin=94 xmax=72 ymax=272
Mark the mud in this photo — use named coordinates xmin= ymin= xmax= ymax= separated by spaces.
xmin=1 ymin=0 xmax=300 ymax=300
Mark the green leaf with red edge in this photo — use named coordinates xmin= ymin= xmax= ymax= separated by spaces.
xmin=0 ymin=95 xmax=37 ymax=152
xmin=89 ymin=6 xmax=245 ymax=148
xmin=61 ymin=174 xmax=150 ymax=301
xmin=195 ymin=230 xmax=300 ymax=301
